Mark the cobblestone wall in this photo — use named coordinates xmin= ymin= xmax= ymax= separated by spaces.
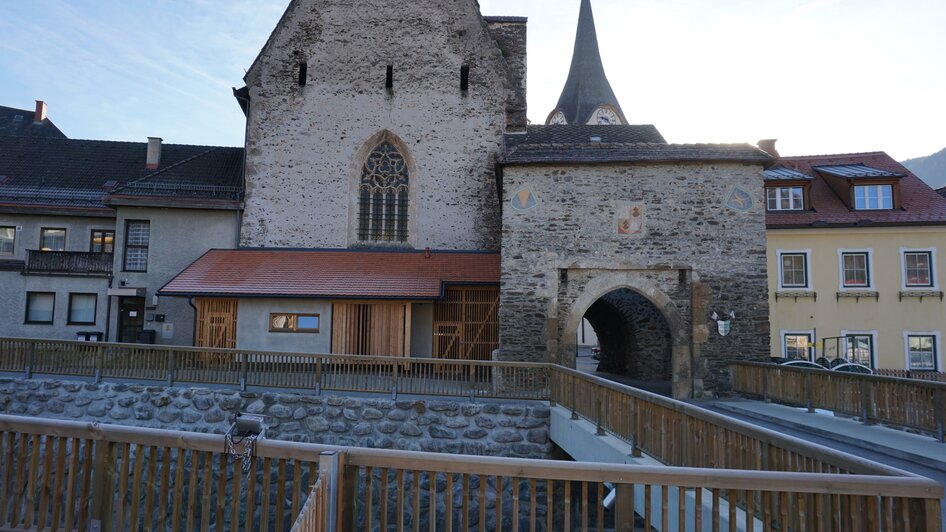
xmin=0 ymin=378 xmax=551 ymax=458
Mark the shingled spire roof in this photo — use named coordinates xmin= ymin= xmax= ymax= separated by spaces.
xmin=549 ymin=0 xmax=626 ymax=125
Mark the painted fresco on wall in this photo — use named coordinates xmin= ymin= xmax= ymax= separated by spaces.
xmin=617 ymin=204 xmax=645 ymax=235
xmin=726 ymin=187 xmax=753 ymax=212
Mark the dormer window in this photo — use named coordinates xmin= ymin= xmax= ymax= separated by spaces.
xmin=854 ymin=184 xmax=893 ymax=210
xmin=766 ymin=186 xmax=804 ymax=211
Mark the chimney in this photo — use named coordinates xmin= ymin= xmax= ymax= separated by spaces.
xmin=146 ymin=137 xmax=163 ymax=169
xmin=758 ymin=139 xmax=780 ymax=158
xmin=34 ymin=101 xmax=47 ymax=123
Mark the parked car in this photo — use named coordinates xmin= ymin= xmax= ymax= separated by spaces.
xmin=831 ymin=363 xmax=873 ymax=375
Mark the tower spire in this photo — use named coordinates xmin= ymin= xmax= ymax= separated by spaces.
xmin=547 ymin=0 xmax=626 ymax=125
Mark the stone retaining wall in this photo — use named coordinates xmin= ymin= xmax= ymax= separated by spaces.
xmin=0 ymin=378 xmax=552 ymax=458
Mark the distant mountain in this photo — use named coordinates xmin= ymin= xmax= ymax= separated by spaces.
xmin=902 ymin=148 xmax=946 ymax=189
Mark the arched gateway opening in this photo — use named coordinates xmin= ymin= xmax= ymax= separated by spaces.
xmin=561 ymin=275 xmax=692 ymax=399
xmin=580 ymin=289 xmax=673 ymax=395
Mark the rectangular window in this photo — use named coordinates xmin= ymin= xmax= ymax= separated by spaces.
xmin=0 ymin=226 xmax=14 ymax=255
xmin=123 ymin=221 xmax=150 ymax=272
xmin=269 ymin=313 xmax=320 ymax=333
xmin=40 ymin=228 xmax=66 ymax=251
xmin=841 ymin=252 xmax=870 ymax=288
xmin=780 ymin=253 xmax=808 ymax=288
xmin=903 ymin=251 xmax=933 ymax=287
xmin=854 ymin=184 xmax=893 ymax=210
xmin=907 ymin=335 xmax=937 ymax=371
xmin=25 ymin=292 xmax=55 ymax=324
xmin=90 ymin=230 xmax=115 ymax=253
xmin=68 ymin=293 xmax=97 ymax=325
xmin=784 ymin=333 xmax=813 ymax=360
xmin=845 ymin=334 xmax=874 ymax=368
xmin=766 ymin=186 xmax=804 ymax=211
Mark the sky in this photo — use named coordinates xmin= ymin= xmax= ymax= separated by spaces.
xmin=0 ymin=0 xmax=944 ymax=162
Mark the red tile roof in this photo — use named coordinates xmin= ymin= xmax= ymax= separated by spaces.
xmin=160 ymin=249 xmax=500 ymax=299
xmin=766 ymin=152 xmax=946 ymax=228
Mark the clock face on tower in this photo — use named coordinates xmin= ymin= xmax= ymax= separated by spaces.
xmin=548 ymin=111 xmax=568 ymax=125
xmin=588 ymin=107 xmax=622 ymax=125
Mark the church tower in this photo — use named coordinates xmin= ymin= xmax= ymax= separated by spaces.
xmin=546 ymin=0 xmax=627 ymax=125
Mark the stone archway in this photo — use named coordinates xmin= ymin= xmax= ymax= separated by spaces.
xmin=561 ymin=271 xmax=693 ymax=399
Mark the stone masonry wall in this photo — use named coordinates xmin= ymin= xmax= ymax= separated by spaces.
xmin=240 ymin=0 xmax=520 ymax=251
xmin=0 ymin=378 xmax=552 ymax=458
xmin=499 ymin=162 xmax=771 ymax=394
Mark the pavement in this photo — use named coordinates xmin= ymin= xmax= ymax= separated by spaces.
xmin=574 ymin=351 xmax=673 ymax=397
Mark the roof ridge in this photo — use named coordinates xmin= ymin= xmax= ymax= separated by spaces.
xmin=779 ymin=151 xmax=889 ymax=159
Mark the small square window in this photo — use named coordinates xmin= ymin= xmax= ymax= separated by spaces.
xmin=0 ymin=226 xmax=14 ymax=255
xmin=26 ymin=292 xmax=55 ymax=324
xmin=841 ymin=252 xmax=870 ymax=288
xmin=40 ymin=228 xmax=66 ymax=251
xmin=845 ymin=334 xmax=874 ymax=368
xmin=784 ymin=333 xmax=812 ymax=360
xmin=68 ymin=293 xmax=97 ymax=325
xmin=766 ymin=186 xmax=804 ymax=211
xmin=903 ymin=251 xmax=933 ymax=288
xmin=780 ymin=253 xmax=808 ymax=288
xmin=907 ymin=335 xmax=937 ymax=371
xmin=854 ymin=185 xmax=893 ymax=210
xmin=90 ymin=230 xmax=115 ymax=253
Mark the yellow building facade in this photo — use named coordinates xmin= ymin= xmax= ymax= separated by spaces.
xmin=764 ymin=150 xmax=946 ymax=372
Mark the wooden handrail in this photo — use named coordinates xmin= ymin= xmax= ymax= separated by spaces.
xmin=731 ymin=362 xmax=946 ymax=442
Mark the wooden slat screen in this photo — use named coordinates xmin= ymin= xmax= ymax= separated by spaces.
xmin=331 ymin=302 xmax=409 ymax=357
xmin=195 ymin=298 xmax=238 ymax=349
xmin=433 ymin=286 xmax=499 ymax=362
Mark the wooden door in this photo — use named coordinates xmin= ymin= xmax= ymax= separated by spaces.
xmin=331 ymin=302 xmax=410 ymax=357
xmin=433 ymin=287 xmax=499 ymax=361
xmin=195 ymin=298 xmax=238 ymax=348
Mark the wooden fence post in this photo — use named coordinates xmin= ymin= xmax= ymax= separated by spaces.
xmin=596 ymin=398 xmax=605 ymax=436
xmin=762 ymin=367 xmax=769 ymax=402
xmin=860 ymin=379 xmax=873 ymax=425
xmin=95 ymin=345 xmax=104 ymax=383
xmin=571 ymin=378 xmax=579 ymax=420
xmin=318 ymin=451 xmax=340 ymax=532
xmin=934 ymin=387 xmax=944 ymax=443
xmin=240 ymin=353 xmax=248 ymax=391
xmin=166 ymin=350 xmax=175 ymax=387
xmin=805 ymin=372 xmax=814 ymax=413
xmin=89 ymin=440 xmax=117 ymax=532
xmin=25 ymin=342 xmax=34 ymax=379
xmin=391 ymin=363 xmax=399 ymax=400
xmin=614 ymin=484 xmax=635 ymax=532
xmin=338 ymin=453 xmax=358 ymax=532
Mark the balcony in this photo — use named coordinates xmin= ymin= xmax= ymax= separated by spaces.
xmin=24 ymin=250 xmax=113 ymax=276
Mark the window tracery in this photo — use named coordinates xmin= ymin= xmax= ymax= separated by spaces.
xmin=357 ymin=142 xmax=409 ymax=242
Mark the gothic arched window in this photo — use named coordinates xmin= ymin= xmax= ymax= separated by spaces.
xmin=357 ymin=142 xmax=409 ymax=242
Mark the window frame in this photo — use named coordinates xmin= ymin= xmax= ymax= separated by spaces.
xmin=900 ymin=248 xmax=936 ymax=290
xmin=89 ymin=229 xmax=116 ymax=254
xmin=777 ymin=249 xmax=811 ymax=290
xmin=765 ymin=186 xmax=805 ymax=212
xmin=67 ymin=293 xmax=98 ymax=326
xmin=39 ymin=227 xmax=67 ymax=252
xmin=903 ymin=332 xmax=940 ymax=372
xmin=268 ymin=313 xmax=321 ymax=334
xmin=0 ymin=225 xmax=15 ymax=256
xmin=853 ymin=184 xmax=894 ymax=211
xmin=841 ymin=330 xmax=877 ymax=369
xmin=781 ymin=330 xmax=815 ymax=360
xmin=837 ymin=248 xmax=874 ymax=290
xmin=122 ymin=220 xmax=151 ymax=272
xmin=25 ymin=292 xmax=56 ymax=325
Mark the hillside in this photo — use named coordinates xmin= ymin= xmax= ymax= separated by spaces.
xmin=902 ymin=148 xmax=946 ymax=189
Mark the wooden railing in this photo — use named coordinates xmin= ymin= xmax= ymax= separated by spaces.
xmin=731 ymin=362 xmax=946 ymax=443
xmin=24 ymin=250 xmax=113 ymax=275
xmin=0 ymin=415 xmax=319 ymax=532
xmin=550 ymin=366 xmax=913 ymax=476
xmin=1 ymin=415 xmax=941 ymax=532
xmin=877 ymin=368 xmax=946 ymax=383
xmin=0 ymin=337 xmax=549 ymax=401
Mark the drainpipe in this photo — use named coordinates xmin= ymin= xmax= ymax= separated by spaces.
xmin=188 ymin=297 xmax=198 ymax=346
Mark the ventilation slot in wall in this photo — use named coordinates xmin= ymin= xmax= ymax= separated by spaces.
xmin=298 ymin=62 xmax=308 ymax=86
xmin=386 ymin=65 xmax=394 ymax=92
xmin=460 ymin=65 xmax=470 ymax=93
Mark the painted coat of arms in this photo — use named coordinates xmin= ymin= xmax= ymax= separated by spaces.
xmin=511 ymin=186 xmax=538 ymax=211
xmin=618 ymin=204 xmax=645 ymax=235
xmin=725 ymin=187 xmax=753 ymax=212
